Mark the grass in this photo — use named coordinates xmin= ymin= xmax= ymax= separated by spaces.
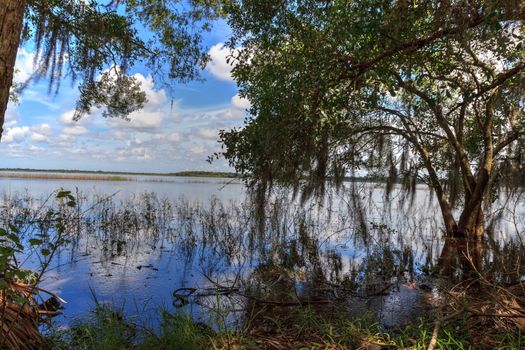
xmin=47 ymin=305 xmax=214 ymax=350
xmin=43 ymin=302 xmax=525 ymax=350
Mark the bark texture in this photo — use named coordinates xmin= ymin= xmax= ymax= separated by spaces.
xmin=0 ymin=0 xmax=26 ymax=140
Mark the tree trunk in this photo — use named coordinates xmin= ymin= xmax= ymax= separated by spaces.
xmin=438 ymin=237 xmax=484 ymax=278
xmin=457 ymin=203 xmax=485 ymax=240
xmin=437 ymin=237 xmax=457 ymax=275
xmin=0 ymin=0 xmax=26 ymax=140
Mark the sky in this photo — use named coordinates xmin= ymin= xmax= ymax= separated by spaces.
xmin=1 ymin=20 xmax=248 ymax=173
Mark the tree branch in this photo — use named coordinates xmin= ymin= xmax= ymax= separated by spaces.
xmin=342 ymin=14 xmax=485 ymax=80
xmin=449 ymin=60 xmax=525 ymax=116
xmin=494 ymin=130 xmax=525 ymax=155
xmin=394 ymin=73 xmax=477 ymax=194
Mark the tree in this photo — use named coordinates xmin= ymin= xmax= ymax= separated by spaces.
xmin=219 ymin=0 xmax=525 ymax=240
xmin=0 ymin=0 xmax=221 ymax=140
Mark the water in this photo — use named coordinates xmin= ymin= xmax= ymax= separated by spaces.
xmin=0 ymin=174 xmax=244 ymax=202
xmin=1 ymin=174 xmax=523 ymax=331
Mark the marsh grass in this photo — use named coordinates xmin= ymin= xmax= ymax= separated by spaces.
xmin=0 ymin=173 xmax=129 ymax=181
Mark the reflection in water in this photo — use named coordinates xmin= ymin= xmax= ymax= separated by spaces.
xmin=1 ymin=183 xmax=524 ymax=330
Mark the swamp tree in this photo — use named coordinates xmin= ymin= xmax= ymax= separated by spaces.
xmin=219 ymin=0 xmax=525 ymax=240
xmin=0 ymin=0 xmax=221 ymax=139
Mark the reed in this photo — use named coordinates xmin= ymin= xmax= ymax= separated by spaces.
xmin=0 ymin=173 xmax=129 ymax=181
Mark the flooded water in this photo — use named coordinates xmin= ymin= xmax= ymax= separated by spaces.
xmin=1 ymin=174 xmax=524 ymax=331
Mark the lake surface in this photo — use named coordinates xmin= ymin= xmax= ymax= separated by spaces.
xmin=1 ymin=174 xmax=523 ymax=330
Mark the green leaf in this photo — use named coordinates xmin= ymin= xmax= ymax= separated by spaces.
xmin=0 ymin=279 xmax=8 ymax=290
xmin=29 ymin=239 xmax=43 ymax=246
xmin=56 ymin=190 xmax=72 ymax=199
xmin=7 ymin=233 xmax=20 ymax=244
xmin=41 ymin=248 xmax=51 ymax=257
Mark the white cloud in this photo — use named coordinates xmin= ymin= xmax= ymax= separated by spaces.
xmin=231 ymin=93 xmax=250 ymax=110
xmin=133 ymin=73 xmax=166 ymax=106
xmin=23 ymin=124 xmax=54 ymax=145
xmin=152 ymin=132 xmax=181 ymax=143
xmin=63 ymin=126 xmax=89 ymax=136
xmin=188 ymin=142 xmax=207 ymax=157
xmin=58 ymin=110 xmax=76 ymax=125
xmin=59 ymin=109 xmax=93 ymax=126
xmin=111 ymin=130 xmax=127 ymax=140
xmin=223 ymin=93 xmax=251 ymax=120
xmin=168 ymin=133 xmax=181 ymax=143
xmin=206 ymin=43 xmax=236 ymax=82
xmin=127 ymin=111 xmax=165 ymax=129
xmin=197 ymin=128 xmax=219 ymax=140
xmin=4 ymin=103 xmax=20 ymax=127
xmin=3 ymin=126 xmax=30 ymax=143
xmin=31 ymin=133 xmax=49 ymax=143
xmin=114 ymin=146 xmax=152 ymax=161
xmin=14 ymin=48 xmax=35 ymax=83
xmin=31 ymin=123 xmax=53 ymax=136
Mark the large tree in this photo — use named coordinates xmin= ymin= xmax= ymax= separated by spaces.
xmin=219 ymin=0 xmax=525 ymax=240
xmin=0 ymin=0 xmax=221 ymax=139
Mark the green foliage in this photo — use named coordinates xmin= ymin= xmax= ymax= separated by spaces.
xmin=0 ymin=189 xmax=75 ymax=296
xmin=50 ymin=308 xmax=214 ymax=350
xmin=141 ymin=312 xmax=214 ymax=350
xmin=0 ymin=225 xmax=34 ymax=288
xmin=68 ymin=304 xmax=136 ymax=350
xmin=19 ymin=0 xmax=222 ymax=120
xmin=8 ymin=70 xmax=20 ymax=104
xmin=0 ymin=189 xmax=78 ymax=349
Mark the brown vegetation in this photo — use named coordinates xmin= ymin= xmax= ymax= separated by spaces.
xmin=428 ymin=272 xmax=525 ymax=349
xmin=0 ymin=279 xmax=64 ymax=350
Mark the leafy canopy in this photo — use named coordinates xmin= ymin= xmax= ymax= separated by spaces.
xmin=219 ymin=0 xmax=525 ymax=212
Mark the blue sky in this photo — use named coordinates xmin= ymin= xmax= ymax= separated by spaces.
xmin=1 ymin=20 xmax=248 ymax=173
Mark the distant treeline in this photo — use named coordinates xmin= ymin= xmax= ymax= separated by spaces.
xmin=0 ymin=168 xmax=239 ymax=178
xmin=172 ymin=171 xmax=238 ymax=178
